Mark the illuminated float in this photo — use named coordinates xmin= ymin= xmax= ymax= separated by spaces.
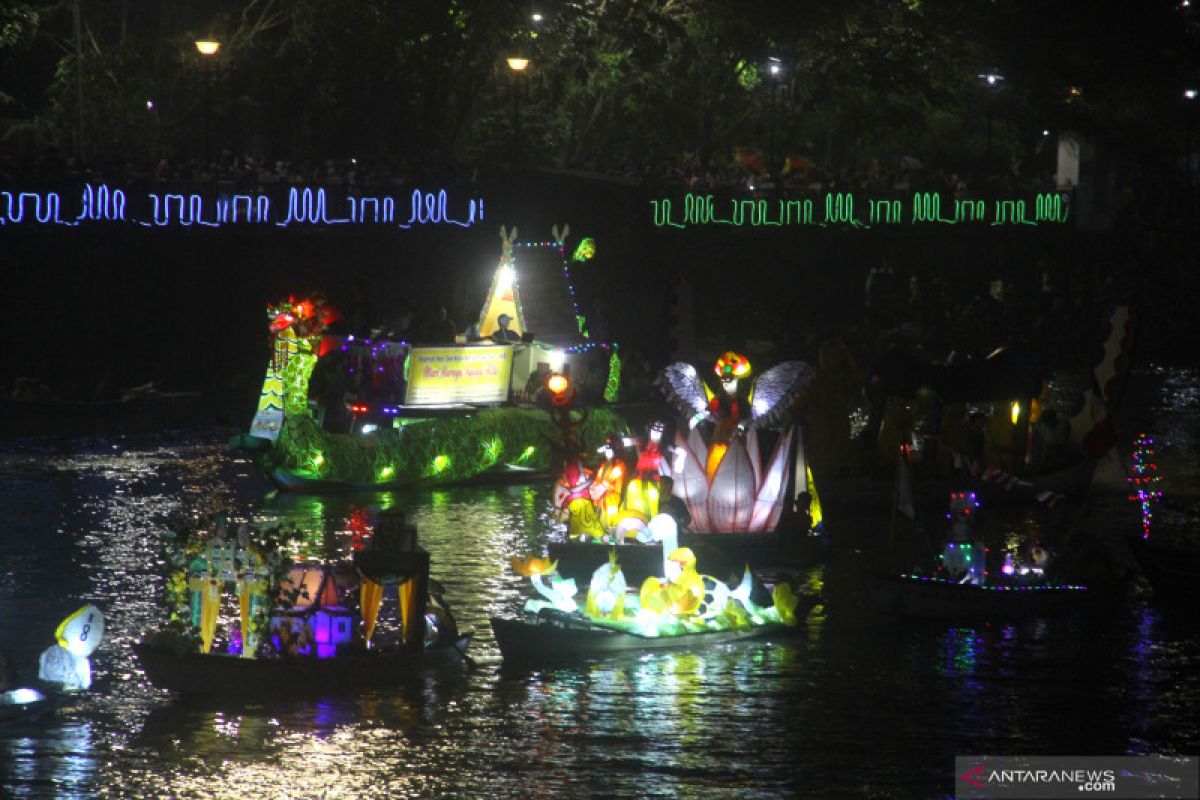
xmin=545 ymin=352 xmax=823 ymax=586
xmin=868 ymin=456 xmax=1094 ymax=619
xmin=1 ymin=605 xmax=106 ymax=726
xmin=491 ymin=514 xmax=809 ymax=661
xmin=235 ymin=226 xmax=626 ymax=491
xmin=837 ymin=306 xmax=1136 ymax=512
xmin=657 ymin=351 xmax=820 ymax=534
xmin=1122 ymin=433 xmax=1200 ymax=604
xmin=134 ymin=510 xmax=470 ymax=696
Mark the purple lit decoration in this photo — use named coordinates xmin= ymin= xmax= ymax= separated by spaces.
xmin=1126 ymin=433 xmax=1163 ymax=539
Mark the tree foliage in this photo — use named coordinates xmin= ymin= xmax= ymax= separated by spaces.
xmin=0 ymin=0 xmax=1195 ymax=180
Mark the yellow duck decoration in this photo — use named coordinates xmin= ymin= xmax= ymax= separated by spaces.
xmin=639 ymin=547 xmax=709 ymax=619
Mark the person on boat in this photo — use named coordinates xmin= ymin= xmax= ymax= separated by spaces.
xmin=308 ymin=348 xmax=354 ymax=433
xmin=554 ymin=458 xmax=605 ymax=541
xmin=422 ymin=306 xmax=459 ymax=344
xmin=425 ymin=580 xmax=460 ymax=648
xmin=626 ymin=421 xmax=672 ymax=521
xmin=491 ymin=313 xmax=521 ymax=343
xmin=939 ymin=491 xmax=986 ymax=585
xmin=591 ymin=435 xmax=629 ymax=535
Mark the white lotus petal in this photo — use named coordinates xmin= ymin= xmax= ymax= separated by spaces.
xmin=707 ymin=436 xmax=757 ymax=531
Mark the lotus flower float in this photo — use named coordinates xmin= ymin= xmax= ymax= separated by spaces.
xmin=672 ymin=425 xmax=795 ymax=533
xmin=657 ymin=354 xmax=814 ymax=534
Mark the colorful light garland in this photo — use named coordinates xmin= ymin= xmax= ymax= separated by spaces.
xmin=1127 ymin=433 xmax=1163 ymax=539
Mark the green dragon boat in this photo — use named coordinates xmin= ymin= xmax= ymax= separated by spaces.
xmin=235 ymin=227 xmax=628 ymax=492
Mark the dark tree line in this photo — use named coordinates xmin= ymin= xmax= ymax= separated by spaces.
xmin=0 ymin=0 xmax=1196 ymax=188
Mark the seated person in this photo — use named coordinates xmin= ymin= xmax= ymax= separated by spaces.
xmin=491 ymin=313 xmax=521 ymax=343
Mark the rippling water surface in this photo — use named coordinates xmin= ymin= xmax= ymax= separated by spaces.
xmin=1 ymin=366 xmax=1197 ymax=799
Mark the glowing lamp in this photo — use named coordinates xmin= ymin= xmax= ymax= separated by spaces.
xmin=1186 ymin=89 xmax=1199 ymax=100
xmin=432 ymin=454 xmax=449 ymax=473
xmin=1010 ymin=401 xmax=1021 ymax=425
xmin=506 ymin=57 xmax=530 ymax=72
xmin=547 ymin=373 xmax=570 ymax=396
xmin=194 ymin=40 xmax=221 ymax=56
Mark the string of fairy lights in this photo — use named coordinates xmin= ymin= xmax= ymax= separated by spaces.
xmin=1127 ymin=433 xmax=1163 ymax=539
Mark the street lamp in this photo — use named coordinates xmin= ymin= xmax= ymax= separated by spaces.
xmin=1186 ymin=88 xmax=1198 ymax=219
xmin=978 ymin=71 xmax=1005 ymax=168
xmin=766 ymin=57 xmax=785 ymax=187
xmin=507 ymin=57 xmax=530 ymax=162
xmin=195 ymin=40 xmax=221 ymax=166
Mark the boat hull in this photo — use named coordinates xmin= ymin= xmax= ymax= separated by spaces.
xmin=134 ymin=636 xmax=472 ymax=696
xmin=490 ymin=614 xmax=797 ymax=662
xmin=0 ymin=691 xmax=64 ymax=726
xmin=868 ymin=573 xmax=1094 ymax=619
xmin=253 ymin=406 xmax=628 ymax=493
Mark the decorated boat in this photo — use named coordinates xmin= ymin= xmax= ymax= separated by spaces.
xmin=1123 ymin=433 xmax=1200 ymax=605
xmin=135 ymin=510 xmax=471 ymax=696
xmin=869 ymin=481 xmax=1096 ymax=620
xmin=544 ymin=351 xmax=824 ymax=582
xmin=491 ymin=514 xmax=811 ymax=662
xmin=0 ymin=688 xmax=64 ymax=726
xmin=868 ymin=572 xmax=1093 ymax=619
xmin=234 ymin=226 xmax=627 ymax=492
xmin=823 ymin=305 xmax=1136 ymax=512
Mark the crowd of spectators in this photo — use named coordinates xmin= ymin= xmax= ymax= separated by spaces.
xmin=0 ymin=148 xmax=478 ymax=194
xmin=657 ymin=149 xmax=1065 ymax=201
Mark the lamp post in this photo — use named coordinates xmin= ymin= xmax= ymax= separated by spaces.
xmin=506 ymin=56 xmax=530 ymax=162
xmin=195 ymin=40 xmax=221 ymax=167
xmin=1186 ymin=88 xmax=1198 ymax=220
xmin=766 ymin=57 xmax=784 ymax=188
xmin=978 ymin=71 xmax=1005 ymax=169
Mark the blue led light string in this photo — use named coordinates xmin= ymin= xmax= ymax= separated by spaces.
xmin=0 ymin=183 xmax=485 ymax=231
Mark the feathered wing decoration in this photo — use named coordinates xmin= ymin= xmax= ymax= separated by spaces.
xmin=747 ymin=361 xmax=814 ymax=430
xmin=656 ymin=362 xmax=713 ymax=422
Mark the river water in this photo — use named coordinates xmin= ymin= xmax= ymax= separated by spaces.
xmin=1 ymin=366 xmax=1197 ymax=799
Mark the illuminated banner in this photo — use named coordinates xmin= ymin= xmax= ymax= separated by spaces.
xmin=0 ymin=184 xmax=483 ymax=230
xmin=650 ymin=191 xmax=1070 ymax=229
xmin=405 ymin=346 xmax=514 ymax=406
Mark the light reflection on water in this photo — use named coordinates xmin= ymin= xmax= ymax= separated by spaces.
xmin=1 ymin=364 xmax=1198 ymax=798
